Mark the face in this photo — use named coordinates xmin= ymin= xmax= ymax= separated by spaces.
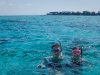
xmin=52 ymin=47 xmax=61 ymax=57
xmin=72 ymin=49 xmax=81 ymax=57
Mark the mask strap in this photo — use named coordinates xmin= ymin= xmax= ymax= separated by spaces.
xmin=80 ymin=45 xmax=84 ymax=57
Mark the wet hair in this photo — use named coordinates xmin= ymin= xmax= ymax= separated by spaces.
xmin=52 ymin=44 xmax=60 ymax=48
xmin=52 ymin=44 xmax=62 ymax=51
xmin=72 ymin=46 xmax=82 ymax=56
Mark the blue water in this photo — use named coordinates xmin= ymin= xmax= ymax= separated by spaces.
xmin=0 ymin=15 xmax=100 ymax=75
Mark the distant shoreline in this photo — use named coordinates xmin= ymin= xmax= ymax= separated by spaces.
xmin=47 ymin=11 xmax=100 ymax=16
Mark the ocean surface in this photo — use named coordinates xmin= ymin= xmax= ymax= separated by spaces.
xmin=0 ymin=15 xmax=100 ymax=75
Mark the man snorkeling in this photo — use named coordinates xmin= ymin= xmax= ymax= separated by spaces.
xmin=37 ymin=44 xmax=65 ymax=69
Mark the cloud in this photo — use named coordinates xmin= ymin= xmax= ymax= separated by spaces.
xmin=9 ymin=3 xmax=15 ymax=6
xmin=0 ymin=2 xmax=5 ymax=5
xmin=18 ymin=6 xmax=22 ymax=7
xmin=0 ymin=2 xmax=6 ymax=6
xmin=26 ymin=4 xmax=32 ymax=6
xmin=1 ymin=2 xmax=6 ymax=4
xmin=24 ymin=3 xmax=32 ymax=6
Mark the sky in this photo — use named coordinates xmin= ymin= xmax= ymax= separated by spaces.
xmin=0 ymin=0 xmax=100 ymax=15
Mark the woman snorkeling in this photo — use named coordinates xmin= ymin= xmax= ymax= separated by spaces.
xmin=66 ymin=46 xmax=86 ymax=68
xmin=71 ymin=46 xmax=83 ymax=65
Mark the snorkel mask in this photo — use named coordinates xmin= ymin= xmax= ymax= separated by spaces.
xmin=72 ymin=47 xmax=82 ymax=57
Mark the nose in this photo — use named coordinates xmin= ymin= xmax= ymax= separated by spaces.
xmin=72 ymin=50 xmax=81 ymax=54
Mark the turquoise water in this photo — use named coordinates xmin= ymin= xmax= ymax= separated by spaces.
xmin=0 ymin=15 xmax=100 ymax=75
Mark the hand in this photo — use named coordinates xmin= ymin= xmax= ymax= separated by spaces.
xmin=37 ymin=65 xmax=46 ymax=69
xmin=37 ymin=65 xmax=42 ymax=68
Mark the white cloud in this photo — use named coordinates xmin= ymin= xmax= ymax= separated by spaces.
xmin=9 ymin=3 xmax=15 ymax=6
xmin=18 ymin=6 xmax=22 ymax=7
xmin=1 ymin=2 xmax=6 ymax=4
xmin=24 ymin=3 xmax=32 ymax=6
xmin=26 ymin=4 xmax=32 ymax=6
xmin=0 ymin=2 xmax=6 ymax=5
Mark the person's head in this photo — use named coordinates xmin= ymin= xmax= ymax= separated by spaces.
xmin=51 ymin=44 xmax=62 ymax=57
xmin=72 ymin=46 xmax=82 ymax=57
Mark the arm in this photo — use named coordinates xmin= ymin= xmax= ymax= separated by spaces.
xmin=37 ymin=58 xmax=48 ymax=69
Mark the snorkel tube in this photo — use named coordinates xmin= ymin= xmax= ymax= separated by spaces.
xmin=58 ymin=40 xmax=62 ymax=56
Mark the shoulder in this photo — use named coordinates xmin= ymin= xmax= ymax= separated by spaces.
xmin=61 ymin=56 xmax=69 ymax=59
xmin=43 ymin=56 xmax=53 ymax=61
xmin=81 ymin=58 xmax=89 ymax=64
xmin=44 ymin=56 xmax=53 ymax=59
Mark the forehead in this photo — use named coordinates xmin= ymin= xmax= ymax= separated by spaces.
xmin=72 ymin=49 xmax=81 ymax=51
xmin=73 ymin=47 xmax=80 ymax=50
xmin=52 ymin=47 xmax=61 ymax=50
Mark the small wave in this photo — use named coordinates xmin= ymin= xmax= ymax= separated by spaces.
xmin=0 ymin=20 xmax=27 ymax=24
xmin=0 ymin=38 xmax=11 ymax=44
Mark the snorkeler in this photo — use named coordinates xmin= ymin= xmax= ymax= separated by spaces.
xmin=65 ymin=46 xmax=92 ymax=75
xmin=66 ymin=46 xmax=87 ymax=68
xmin=71 ymin=46 xmax=83 ymax=65
xmin=37 ymin=44 xmax=66 ymax=69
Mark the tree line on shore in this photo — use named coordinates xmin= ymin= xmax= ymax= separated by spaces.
xmin=47 ymin=11 xmax=100 ymax=15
